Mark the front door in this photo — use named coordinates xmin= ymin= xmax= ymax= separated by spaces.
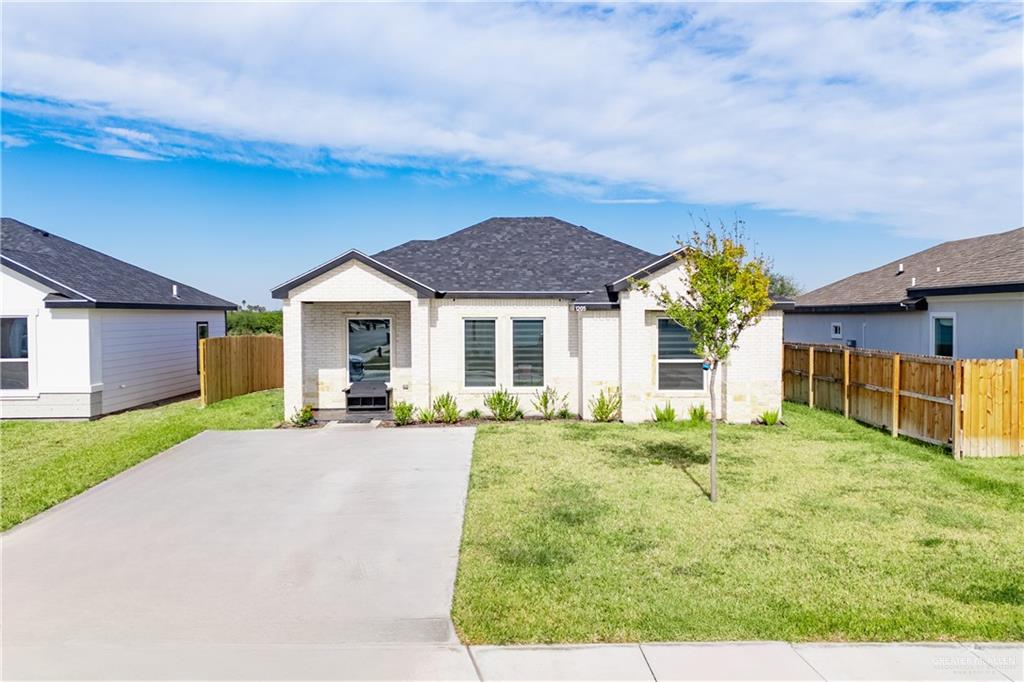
xmin=347 ymin=318 xmax=391 ymax=383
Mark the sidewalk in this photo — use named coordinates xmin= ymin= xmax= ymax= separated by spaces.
xmin=384 ymin=642 xmax=1022 ymax=681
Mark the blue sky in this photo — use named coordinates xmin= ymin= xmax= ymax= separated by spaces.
xmin=2 ymin=2 xmax=1021 ymax=308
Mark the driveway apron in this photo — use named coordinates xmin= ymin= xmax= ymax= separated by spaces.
xmin=2 ymin=426 xmax=476 ymax=680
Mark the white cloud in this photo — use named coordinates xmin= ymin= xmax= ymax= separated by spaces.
xmin=1 ymin=2 xmax=1020 ymax=237
xmin=1 ymin=134 xmax=30 ymax=148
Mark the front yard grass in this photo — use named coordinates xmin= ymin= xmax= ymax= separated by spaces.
xmin=1 ymin=389 xmax=282 ymax=530
xmin=452 ymin=402 xmax=1024 ymax=643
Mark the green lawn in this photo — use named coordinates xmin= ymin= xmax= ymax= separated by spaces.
xmin=1 ymin=389 xmax=282 ymax=530
xmin=452 ymin=402 xmax=1024 ymax=643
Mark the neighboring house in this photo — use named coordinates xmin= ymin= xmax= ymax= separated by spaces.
xmin=272 ymin=217 xmax=786 ymax=423
xmin=785 ymin=227 xmax=1024 ymax=359
xmin=1 ymin=218 xmax=236 ymax=419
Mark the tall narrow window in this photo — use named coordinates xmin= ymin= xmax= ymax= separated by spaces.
xmin=658 ymin=318 xmax=704 ymax=390
xmin=348 ymin=318 xmax=391 ymax=382
xmin=933 ymin=316 xmax=954 ymax=357
xmin=1 ymin=317 xmax=30 ymax=390
xmin=465 ymin=319 xmax=496 ymax=387
xmin=512 ymin=319 xmax=544 ymax=387
xmin=196 ymin=321 xmax=209 ymax=374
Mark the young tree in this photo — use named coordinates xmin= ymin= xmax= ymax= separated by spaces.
xmin=634 ymin=218 xmax=771 ymax=502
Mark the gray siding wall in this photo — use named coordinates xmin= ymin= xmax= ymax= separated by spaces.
xmin=784 ymin=293 xmax=1024 ymax=359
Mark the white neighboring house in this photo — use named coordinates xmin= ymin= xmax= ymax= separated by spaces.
xmin=1 ymin=218 xmax=236 ymax=419
xmin=785 ymin=227 xmax=1024 ymax=359
xmin=272 ymin=217 xmax=788 ymax=423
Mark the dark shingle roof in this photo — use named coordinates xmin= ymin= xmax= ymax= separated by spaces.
xmin=372 ymin=217 xmax=658 ymax=294
xmin=795 ymin=226 xmax=1024 ymax=309
xmin=1 ymin=218 xmax=235 ymax=309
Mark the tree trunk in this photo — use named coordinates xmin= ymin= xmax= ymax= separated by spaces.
xmin=709 ymin=362 xmax=718 ymax=503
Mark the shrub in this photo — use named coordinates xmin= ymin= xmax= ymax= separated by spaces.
xmin=532 ymin=386 xmax=568 ymax=420
xmin=688 ymin=404 xmax=708 ymax=423
xmin=589 ymin=388 xmax=622 ymax=422
xmin=416 ymin=406 xmax=438 ymax=424
xmin=466 ymin=408 xmax=482 ymax=420
xmin=433 ymin=393 xmax=460 ymax=424
xmin=392 ymin=401 xmax=414 ymax=426
xmin=226 ymin=310 xmax=283 ymax=336
xmin=653 ymin=402 xmax=677 ymax=423
xmin=556 ymin=408 xmax=575 ymax=420
xmin=290 ymin=404 xmax=315 ymax=427
xmin=484 ymin=387 xmax=521 ymax=421
xmin=760 ymin=409 xmax=780 ymax=426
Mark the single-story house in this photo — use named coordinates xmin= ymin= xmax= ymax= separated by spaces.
xmin=785 ymin=226 xmax=1023 ymax=358
xmin=1 ymin=218 xmax=236 ymax=418
xmin=272 ymin=217 xmax=785 ymax=423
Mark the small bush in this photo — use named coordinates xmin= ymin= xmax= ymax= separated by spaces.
xmin=556 ymin=408 xmax=575 ymax=420
xmin=290 ymin=404 xmax=315 ymax=427
xmin=589 ymin=388 xmax=622 ymax=422
xmin=393 ymin=401 xmax=415 ymax=426
xmin=416 ymin=406 xmax=438 ymax=424
xmin=466 ymin=408 xmax=482 ymax=420
xmin=760 ymin=409 xmax=780 ymax=426
xmin=653 ymin=402 xmax=677 ymax=422
xmin=532 ymin=386 xmax=568 ymax=420
xmin=688 ymin=404 xmax=708 ymax=422
xmin=484 ymin=387 xmax=521 ymax=421
xmin=434 ymin=392 xmax=460 ymax=424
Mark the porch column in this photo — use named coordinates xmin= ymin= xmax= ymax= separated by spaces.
xmin=409 ymin=298 xmax=431 ymax=408
xmin=282 ymin=298 xmax=303 ymax=420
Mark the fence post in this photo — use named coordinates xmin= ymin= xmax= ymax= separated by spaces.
xmin=891 ymin=353 xmax=900 ymax=438
xmin=843 ymin=348 xmax=850 ymax=418
xmin=808 ymin=345 xmax=815 ymax=409
xmin=952 ymin=359 xmax=962 ymax=460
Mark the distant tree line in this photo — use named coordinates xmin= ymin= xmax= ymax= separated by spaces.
xmin=227 ymin=300 xmax=282 ymax=336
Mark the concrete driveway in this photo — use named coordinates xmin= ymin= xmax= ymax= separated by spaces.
xmin=2 ymin=425 xmax=478 ymax=680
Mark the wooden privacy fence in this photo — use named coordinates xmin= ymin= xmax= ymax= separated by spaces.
xmin=783 ymin=343 xmax=1024 ymax=458
xmin=199 ymin=335 xmax=283 ymax=406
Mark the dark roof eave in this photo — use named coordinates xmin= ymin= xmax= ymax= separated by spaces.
xmin=46 ymin=300 xmax=237 ymax=311
xmin=1 ymin=254 xmax=94 ymax=301
xmin=442 ymin=291 xmax=587 ymax=299
xmin=907 ymin=282 xmax=1024 ymax=297
xmin=607 ymin=250 xmax=683 ymax=292
xmin=271 ymin=250 xmax=437 ymax=299
xmin=789 ymin=299 xmax=927 ymax=314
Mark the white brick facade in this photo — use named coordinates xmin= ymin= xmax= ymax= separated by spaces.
xmin=281 ymin=259 xmax=783 ymax=423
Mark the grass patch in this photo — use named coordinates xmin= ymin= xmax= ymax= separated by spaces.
xmin=1 ymin=389 xmax=282 ymax=530
xmin=452 ymin=402 xmax=1024 ymax=643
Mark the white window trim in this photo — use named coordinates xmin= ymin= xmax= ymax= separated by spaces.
xmin=929 ymin=312 xmax=957 ymax=358
xmin=0 ymin=312 xmax=38 ymax=397
xmin=830 ymin=321 xmax=843 ymax=340
xmin=656 ymin=316 xmax=706 ymax=393
xmin=195 ymin=320 xmax=209 ymax=375
xmin=511 ymin=317 xmax=545 ymax=388
xmin=462 ymin=317 xmax=498 ymax=391
xmin=345 ymin=315 xmax=393 ymax=385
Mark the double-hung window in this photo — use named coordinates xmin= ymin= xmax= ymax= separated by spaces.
xmin=464 ymin=319 xmax=496 ymax=387
xmin=512 ymin=319 xmax=544 ymax=387
xmin=657 ymin=318 xmax=704 ymax=390
xmin=1 ymin=317 xmax=30 ymax=390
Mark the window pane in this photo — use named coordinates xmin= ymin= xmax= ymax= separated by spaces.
xmin=658 ymin=319 xmax=697 ymax=359
xmin=348 ymin=319 xmax=390 ymax=382
xmin=513 ymin=319 xmax=544 ymax=387
xmin=1 ymin=318 xmax=28 ymax=359
xmin=934 ymin=317 xmax=953 ymax=357
xmin=1 ymin=362 xmax=29 ymax=389
xmin=465 ymin=319 xmax=496 ymax=387
xmin=659 ymin=362 xmax=704 ymax=390
xmin=197 ymin=322 xmax=209 ymax=340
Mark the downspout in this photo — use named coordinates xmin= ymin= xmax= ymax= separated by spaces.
xmin=577 ymin=307 xmax=584 ymax=417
